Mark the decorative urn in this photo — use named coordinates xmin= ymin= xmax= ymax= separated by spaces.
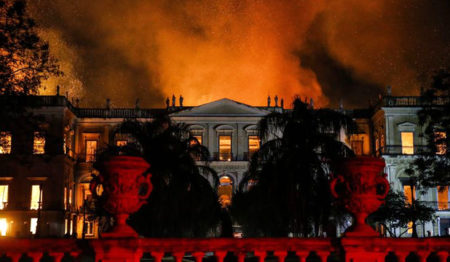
xmin=330 ymin=156 xmax=389 ymax=236
xmin=90 ymin=156 xmax=152 ymax=238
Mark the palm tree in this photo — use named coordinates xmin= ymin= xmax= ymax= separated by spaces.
xmin=96 ymin=114 xmax=222 ymax=237
xmin=232 ymin=97 xmax=355 ymax=237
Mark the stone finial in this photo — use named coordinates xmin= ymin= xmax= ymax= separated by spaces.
xmin=267 ymin=96 xmax=271 ymax=107
xmin=386 ymin=85 xmax=392 ymax=96
xmin=274 ymin=95 xmax=278 ymax=107
xmin=179 ymin=95 xmax=184 ymax=107
xmin=310 ymin=98 xmax=314 ymax=108
xmin=280 ymin=98 xmax=284 ymax=109
xmin=106 ymin=98 xmax=111 ymax=109
xmin=172 ymin=95 xmax=176 ymax=107
xmin=165 ymin=97 xmax=170 ymax=108
xmin=56 ymin=85 xmax=60 ymax=96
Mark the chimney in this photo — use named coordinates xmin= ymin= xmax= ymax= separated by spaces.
xmin=280 ymin=98 xmax=284 ymax=109
xmin=172 ymin=95 xmax=176 ymax=107
xmin=274 ymin=95 xmax=278 ymax=107
xmin=267 ymin=96 xmax=271 ymax=107
xmin=56 ymin=85 xmax=60 ymax=96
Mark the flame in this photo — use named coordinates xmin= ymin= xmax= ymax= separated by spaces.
xmin=29 ymin=0 xmax=449 ymax=108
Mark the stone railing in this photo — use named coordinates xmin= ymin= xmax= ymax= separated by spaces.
xmin=0 ymin=156 xmax=449 ymax=262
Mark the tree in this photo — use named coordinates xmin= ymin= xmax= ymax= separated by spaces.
xmin=232 ymin=98 xmax=355 ymax=237
xmin=94 ymin=114 xmax=222 ymax=237
xmin=369 ymin=190 xmax=434 ymax=237
xmin=0 ymin=0 xmax=61 ymax=96
xmin=413 ymin=70 xmax=450 ymax=188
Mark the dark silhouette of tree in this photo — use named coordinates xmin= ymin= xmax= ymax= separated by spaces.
xmin=412 ymin=70 xmax=450 ymax=188
xmin=94 ymin=115 xmax=222 ymax=237
xmin=232 ymin=98 xmax=355 ymax=237
xmin=0 ymin=0 xmax=62 ymax=153
xmin=369 ymin=190 xmax=434 ymax=237
xmin=0 ymin=0 xmax=61 ymax=96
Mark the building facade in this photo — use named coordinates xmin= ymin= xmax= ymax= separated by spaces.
xmin=0 ymin=94 xmax=448 ymax=238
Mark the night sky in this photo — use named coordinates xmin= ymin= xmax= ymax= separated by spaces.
xmin=29 ymin=0 xmax=450 ymax=108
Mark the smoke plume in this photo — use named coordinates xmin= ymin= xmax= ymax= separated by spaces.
xmin=29 ymin=0 xmax=449 ymax=108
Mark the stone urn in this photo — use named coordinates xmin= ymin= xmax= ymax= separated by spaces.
xmin=90 ymin=156 xmax=152 ymax=238
xmin=330 ymin=156 xmax=389 ymax=236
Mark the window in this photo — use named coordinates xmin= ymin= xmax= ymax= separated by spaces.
xmin=403 ymin=185 xmax=416 ymax=234
xmin=65 ymin=219 xmax=69 ymax=235
xmin=64 ymin=187 xmax=67 ymax=209
xmin=435 ymin=132 xmax=447 ymax=155
xmin=191 ymin=135 xmax=202 ymax=146
xmin=0 ymin=218 xmax=6 ymax=236
xmin=401 ymin=132 xmax=414 ymax=155
xmin=248 ymin=136 xmax=260 ymax=159
xmin=33 ymin=132 xmax=45 ymax=154
xmin=438 ymin=186 xmax=449 ymax=210
xmin=351 ymin=140 xmax=364 ymax=156
xmin=219 ymin=135 xmax=232 ymax=161
xmin=116 ymin=140 xmax=127 ymax=147
xmin=0 ymin=185 xmax=8 ymax=210
xmin=69 ymin=188 xmax=73 ymax=205
xmin=218 ymin=176 xmax=233 ymax=208
xmin=85 ymin=140 xmax=97 ymax=162
xmin=0 ymin=132 xmax=12 ymax=154
xmin=403 ymin=185 xmax=416 ymax=205
xmin=30 ymin=218 xmax=37 ymax=235
xmin=84 ymin=220 xmax=95 ymax=236
xmin=30 ymin=185 xmax=42 ymax=210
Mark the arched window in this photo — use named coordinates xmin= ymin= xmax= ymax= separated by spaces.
xmin=218 ymin=176 xmax=233 ymax=208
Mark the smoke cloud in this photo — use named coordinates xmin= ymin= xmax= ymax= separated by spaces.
xmin=29 ymin=0 xmax=449 ymax=108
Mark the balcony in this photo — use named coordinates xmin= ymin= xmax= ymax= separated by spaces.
xmin=213 ymin=152 xmax=234 ymax=161
xmin=378 ymin=145 xmax=431 ymax=156
xmin=420 ymin=201 xmax=450 ymax=211
xmin=380 ymin=96 xmax=450 ymax=108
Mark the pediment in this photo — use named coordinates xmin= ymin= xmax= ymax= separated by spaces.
xmin=171 ymin=98 xmax=269 ymax=117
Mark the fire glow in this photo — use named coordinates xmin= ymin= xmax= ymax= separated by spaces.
xmin=30 ymin=0 xmax=449 ymax=108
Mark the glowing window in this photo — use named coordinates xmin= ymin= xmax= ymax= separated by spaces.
xmin=65 ymin=219 xmax=69 ymax=235
xmin=191 ymin=135 xmax=202 ymax=146
xmin=0 ymin=218 xmax=7 ymax=236
xmin=30 ymin=218 xmax=37 ymax=235
xmin=435 ymin=132 xmax=447 ymax=155
xmin=0 ymin=185 xmax=8 ymax=210
xmin=116 ymin=140 xmax=127 ymax=147
xmin=64 ymin=187 xmax=67 ymax=209
xmin=401 ymin=132 xmax=414 ymax=155
xmin=84 ymin=220 xmax=94 ymax=236
xmin=85 ymin=140 xmax=97 ymax=162
xmin=70 ymin=219 xmax=73 ymax=235
xmin=33 ymin=132 xmax=45 ymax=154
xmin=0 ymin=132 xmax=12 ymax=154
xmin=351 ymin=140 xmax=364 ymax=156
xmin=403 ymin=185 xmax=416 ymax=205
xmin=219 ymin=136 xmax=232 ymax=161
xmin=248 ymin=136 xmax=260 ymax=158
xmin=69 ymin=188 xmax=73 ymax=205
xmin=218 ymin=176 xmax=233 ymax=208
xmin=438 ymin=186 xmax=449 ymax=211
xmin=30 ymin=185 xmax=42 ymax=210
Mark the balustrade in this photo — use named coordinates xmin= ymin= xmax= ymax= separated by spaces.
xmin=0 ymin=156 xmax=448 ymax=262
